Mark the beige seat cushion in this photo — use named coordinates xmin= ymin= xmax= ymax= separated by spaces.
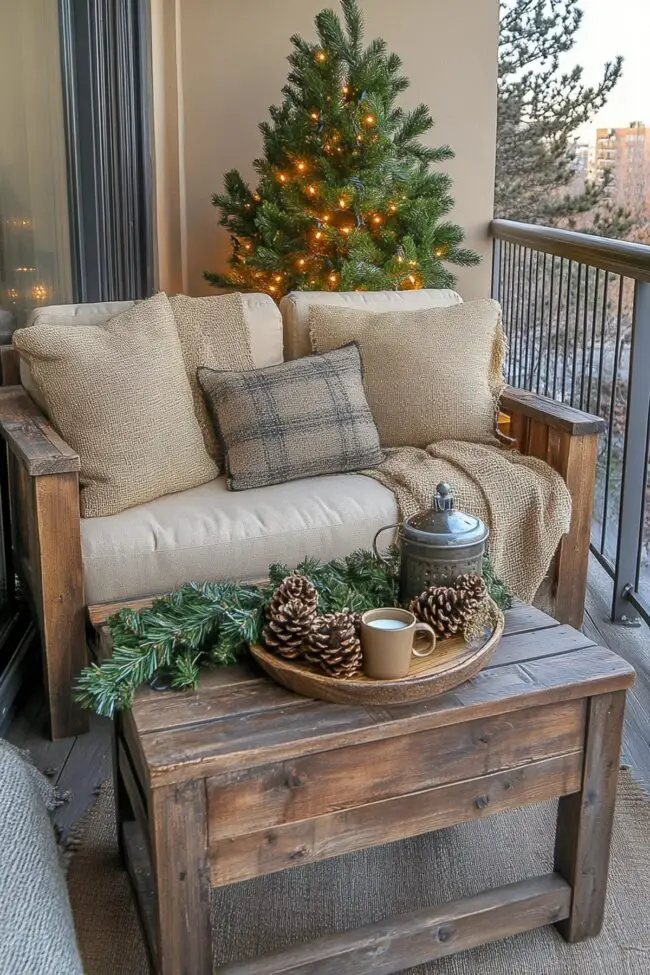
xmin=81 ymin=474 xmax=398 ymax=604
xmin=21 ymin=293 xmax=283 ymax=413
xmin=310 ymin=299 xmax=506 ymax=448
xmin=13 ymin=293 xmax=218 ymax=518
xmin=280 ymin=288 xmax=463 ymax=360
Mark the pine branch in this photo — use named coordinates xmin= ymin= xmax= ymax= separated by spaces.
xmin=482 ymin=555 xmax=513 ymax=611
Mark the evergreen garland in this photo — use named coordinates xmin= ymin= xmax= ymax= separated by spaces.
xmin=75 ymin=549 xmax=509 ymax=717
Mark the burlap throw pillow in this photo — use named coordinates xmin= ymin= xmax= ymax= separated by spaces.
xmin=169 ymin=293 xmax=254 ymax=465
xmin=13 ymin=293 xmax=218 ymax=518
xmin=198 ymin=343 xmax=384 ymax=490
xmin=309 ymin=300 xmax=506 ymax=448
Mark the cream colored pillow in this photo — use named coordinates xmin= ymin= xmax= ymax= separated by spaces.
xmin=13 ymin=292 xmax=218 ymax=518
xmin=169 ymin=293 xmax=254 ymax=464
xmin=309 ymin=299 xmax=506 ymax=448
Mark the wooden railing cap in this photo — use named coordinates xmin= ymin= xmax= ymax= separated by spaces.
xmin=491 ymin=219 xmax=650 ymax=283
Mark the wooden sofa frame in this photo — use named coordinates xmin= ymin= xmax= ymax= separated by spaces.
xmin=0 ymin=346 xmax=604 ymax=739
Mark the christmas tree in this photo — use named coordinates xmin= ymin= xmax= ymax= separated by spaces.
xmin=205 ymin=0 xmax=479 ymax=300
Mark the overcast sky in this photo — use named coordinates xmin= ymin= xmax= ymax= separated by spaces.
xmin=568 ymin=0 xmax=650 ymax=142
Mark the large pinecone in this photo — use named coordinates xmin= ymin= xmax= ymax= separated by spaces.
xmin=305 ymin=611 xmax=363 ymax=678
xmin=262 ymin=598 xmax=316 ymax=659
xmin=410 ymin=573 xmax=487 ymax=640
xmin=267 ymin=573 xmax=319 ymax=619
xmin=455 ymin=573 xmax=488 ymax=614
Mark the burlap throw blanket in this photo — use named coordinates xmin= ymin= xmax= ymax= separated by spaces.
xmin=364 ymin=440 xmax=572 ymax=602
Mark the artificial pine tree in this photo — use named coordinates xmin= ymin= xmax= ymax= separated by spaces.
xmin=205 ymin=0 xmax=479 ymax=299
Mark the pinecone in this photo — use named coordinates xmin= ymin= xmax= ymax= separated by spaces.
xmin=305 ymin=611 xmax=363 ymax=678
xmin=455 ymin=573 xmax=488 ymax=614
xmin=409 ymin=584 xmax=479 ymax=639
xmin=267 ymin=573 xmax=318 ymax=619
xmin=262 ymin=598 xmax=316 ymax=659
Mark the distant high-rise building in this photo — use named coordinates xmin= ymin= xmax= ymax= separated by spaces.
xmin=568 ymin=142 xmax=591 ymax=196
xmin=594 ymin=122 xmax=650 ymax=218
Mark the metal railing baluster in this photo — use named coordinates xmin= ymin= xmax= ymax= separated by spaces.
xmin=595 ymin=271 xmax=609 ymax=417
xmin=612 ymin=280 xmax=650 ymax=622
xmin=551 ymin=258 xmax=563 ymax=400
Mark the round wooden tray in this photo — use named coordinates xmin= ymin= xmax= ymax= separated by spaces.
xmin=249 ymin=601 xmax=504 ymax=705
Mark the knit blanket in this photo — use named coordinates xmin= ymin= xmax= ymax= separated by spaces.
xmin=0 ymin=739 xmax=83 ymax=975
xmin=364 ymin=440 xmax=572 ymax=603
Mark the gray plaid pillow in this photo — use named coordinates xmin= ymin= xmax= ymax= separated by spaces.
xmin=198 ymin=343 xmax=384 ymax=490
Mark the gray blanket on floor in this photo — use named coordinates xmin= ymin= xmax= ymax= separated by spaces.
xmin=0 ymin=739 xmax=84 ymax=975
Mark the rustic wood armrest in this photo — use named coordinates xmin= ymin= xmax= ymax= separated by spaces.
xmin=0 ymin=387 xmax=80 ymax=475
xmin=501 ymin=387 xmax=605 ymax=437
xmin=0 ymin=384 xmax=85 ymax=738
xmin=499 ymin=386 xmax=603 ymax=631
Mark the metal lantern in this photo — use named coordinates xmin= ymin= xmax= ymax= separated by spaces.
xmin=373 ymin=482 xmax=489 ymax=604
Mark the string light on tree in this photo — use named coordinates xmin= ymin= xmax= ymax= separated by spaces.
xmin=206 ymin=0 xmax=478 ymax=299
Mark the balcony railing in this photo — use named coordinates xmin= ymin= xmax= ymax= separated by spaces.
xmin=491 ymin=219 xmax=650 ymax=626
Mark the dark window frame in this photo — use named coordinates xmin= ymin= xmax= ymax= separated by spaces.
xmin=58 ymin=0 xmax=155 ymax=302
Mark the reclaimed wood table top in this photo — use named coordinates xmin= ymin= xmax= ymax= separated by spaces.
xmin=122 ymin=602 xmax=634 ymax=789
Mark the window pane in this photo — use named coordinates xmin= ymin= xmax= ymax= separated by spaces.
xmin=0 ymin=0 xmax=73 ymax=333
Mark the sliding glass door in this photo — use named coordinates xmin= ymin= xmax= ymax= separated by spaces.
xmin=0 ymin=0 xmax=74 ymax=331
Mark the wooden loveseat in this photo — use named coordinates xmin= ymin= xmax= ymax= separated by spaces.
xmin=0 ymin=289 xmax=604 ymax=738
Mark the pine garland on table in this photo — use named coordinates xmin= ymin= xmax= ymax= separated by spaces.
xmin=75 ymin=548 xmax=509 ymax=717
xmin=75 ymin=549 xmax=400 ymax=717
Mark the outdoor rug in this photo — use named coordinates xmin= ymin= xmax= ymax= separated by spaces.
xmin=67 ymin=770 xmax=650 ymax=974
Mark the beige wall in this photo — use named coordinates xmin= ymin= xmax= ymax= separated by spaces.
xmin=152 ymin=0 xmax=499 ymax=300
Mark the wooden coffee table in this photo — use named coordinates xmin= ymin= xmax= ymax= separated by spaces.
xmin=108 ymin=602 xmax=634 ymax=974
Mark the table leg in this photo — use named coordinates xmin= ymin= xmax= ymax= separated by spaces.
xmin=112 ymin=714 xmax=133 ymax=865
xmin=554 ymin=690 xmax=626 ymax=941
xmin=150 ymin=781 xmax=212 ymax=975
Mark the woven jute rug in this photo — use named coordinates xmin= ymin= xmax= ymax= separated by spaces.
xmin=67 ymin=771 xmax=650 ymax=974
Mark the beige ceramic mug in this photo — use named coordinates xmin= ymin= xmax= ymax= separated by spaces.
xmin=361 ymin=608 xmax=436 ymax=680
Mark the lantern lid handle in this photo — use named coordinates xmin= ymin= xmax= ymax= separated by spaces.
xmin=433 ymin=482 xmax=454 ymax=512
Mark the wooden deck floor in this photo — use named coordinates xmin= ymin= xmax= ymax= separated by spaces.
xmin=6 ymin=555 xmax=650 ymax=839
